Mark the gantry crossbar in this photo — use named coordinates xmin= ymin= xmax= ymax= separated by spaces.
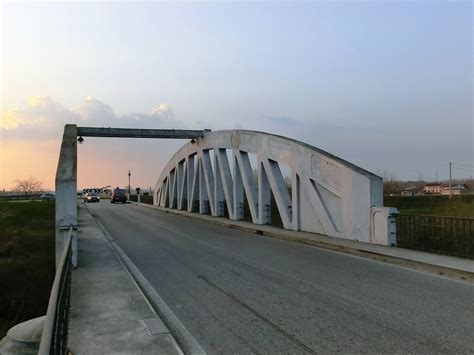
xmin=77 ymin=127 xmax=211 ymax=139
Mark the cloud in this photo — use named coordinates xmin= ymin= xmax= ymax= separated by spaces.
xmin=151 ymin=103 xmax=173 ymax=119
xmin=2 ymin=97 xmax=471 ymax=188
xmin=1 ymin=96 xmax=78 ymax=131
xmin=0 ymin=96 xmax=190 ymax=190
xmin=1 ymin=96 xmax=187 ymax=140
xmin=73 ymin=96 xmax=115 ymax=123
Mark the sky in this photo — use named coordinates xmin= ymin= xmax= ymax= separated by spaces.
xmin=1 ymin=0 xmax=472 ymax=191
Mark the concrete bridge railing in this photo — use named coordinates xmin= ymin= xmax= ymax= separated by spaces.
xmin=154 ymin=130 xmax=396 ymax=244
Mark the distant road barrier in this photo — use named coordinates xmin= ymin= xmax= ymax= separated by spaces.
xmin=39 ymin=226 xmax=73 ymax=355
xmin=397 ymin=214 xmax=474 ymax=259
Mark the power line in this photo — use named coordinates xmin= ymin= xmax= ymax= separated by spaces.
xmin=452 ymin=162 xmax=474 ymax=169
xmin=452 ymin=165 xmax=474 ymax=173
xmin=396 ymin=163 xmax=448 ymax=174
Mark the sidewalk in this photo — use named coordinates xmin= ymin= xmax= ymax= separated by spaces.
xmin=68 ymin=205 xmax=183 ymax=354
xmin=135 ymin=202 xmax=474 ymax=282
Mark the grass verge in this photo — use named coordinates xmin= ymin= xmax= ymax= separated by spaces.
xmin=385 ymin=195 xmax=474 ymax=217
xmin=0 ymin=201 xmax=55 ymax=338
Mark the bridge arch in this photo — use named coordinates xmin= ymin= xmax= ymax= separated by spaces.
xmin=154 ymin=130 xmax=383 ymax=242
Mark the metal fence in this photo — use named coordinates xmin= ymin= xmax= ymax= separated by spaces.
xmin=396 ymin=214 xmax=474 ymax=259
xmin=39 ymin=226 xmax=73 ymax=355
xmin=140 ymin=195 xmax=153 ymax=205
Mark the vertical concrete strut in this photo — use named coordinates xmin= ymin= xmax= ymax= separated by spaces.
xmin=232 ymin=153 xmax=244 ymax=220
xmin=153 ymin=130 xmax=384 ymax=243
xmin=261 ymin=159 xmax=292 ymax=229
xmin=213 ymin=154 xmax=225 ymax=217
xmin=291 ymin=172 xmax=301 ymax=231
xmin=258 ymin=160 xmax=271 ymax=225
xmin=198 ymin=157 xmax=208 ymax=214
xmin=169 ymin=169 xmax=177 ymax=209
xmin=215 ymin=148 xmax=234 ymax=219
xmin=178 ymin=161 xmax=188 ymax=210
xmin=186 ymin=155 xmax=195 ymax=212
xmin=234 ymin=151 xmax=258 ymax=223
xmin=201 ymin=150 xmax=215 ymax=216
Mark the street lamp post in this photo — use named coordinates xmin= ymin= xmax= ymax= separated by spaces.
xmin=128 ymin=170 xmax=131 ymax=198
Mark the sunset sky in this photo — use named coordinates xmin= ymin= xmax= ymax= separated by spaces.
xmin=1 ymin=1 xmax=472 ymax=191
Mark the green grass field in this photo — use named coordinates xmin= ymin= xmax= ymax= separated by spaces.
xmin=0 ymin=201 xmax=55 ymax=337
xmin=384 ymin=195 xmax=474 ymax=217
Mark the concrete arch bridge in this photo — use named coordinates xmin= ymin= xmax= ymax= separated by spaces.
xmin=154 ymin=130 xmax=393 ymax=244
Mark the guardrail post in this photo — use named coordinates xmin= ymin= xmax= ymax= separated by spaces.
xmin=55 ymin=124 xmax=78 ymax=268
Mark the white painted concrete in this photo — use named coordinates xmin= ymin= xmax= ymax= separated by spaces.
xmin=154 ymin=130 xmax=388 ymax=243
xmin=370 ymin=207 xmax=399 ymax=246
xmin=55 ymin=124 xmax=78 ymax=267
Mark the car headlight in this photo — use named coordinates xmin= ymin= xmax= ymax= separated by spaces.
xmin=87 ymin=197 xmax=91 ymax=200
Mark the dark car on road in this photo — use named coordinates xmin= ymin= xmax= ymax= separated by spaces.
xmin=111 ymin=188 xmax=127 ymax=203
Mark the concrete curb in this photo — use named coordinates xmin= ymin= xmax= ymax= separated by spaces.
xmin=133 ymin=202 xmax=473 ymax=283
xmin=85 ymin=204 xmax=206 ymax=355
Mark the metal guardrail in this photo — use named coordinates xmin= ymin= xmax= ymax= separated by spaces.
xmin=0 ymin=193 xmax=42 ymax=201
xmin=39 ymin=226 xmax=73 ymax=355
xmin=140 ymin=195 xmax=153 ymax=205
xmin=396 ymin=214 xmax=474 ymax=259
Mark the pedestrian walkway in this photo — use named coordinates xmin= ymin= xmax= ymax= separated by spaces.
xmin=68 ymin=205 xmax=182 ymax=355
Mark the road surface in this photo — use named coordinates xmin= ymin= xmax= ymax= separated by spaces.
xmin=87 ymin=202 xmax=474 ymax=354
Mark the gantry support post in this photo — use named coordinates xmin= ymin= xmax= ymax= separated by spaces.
xmin=55 ymin=124 xmax=78 ymax=268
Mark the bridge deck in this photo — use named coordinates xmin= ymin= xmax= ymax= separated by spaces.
xmin=81 ymin=202 xmax=474 ymax=354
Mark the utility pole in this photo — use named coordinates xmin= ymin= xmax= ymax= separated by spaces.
xmin=128 ymin=170 xmax=131 ymax=197
xmin=449 ymin=162 xmax=452 ymax=199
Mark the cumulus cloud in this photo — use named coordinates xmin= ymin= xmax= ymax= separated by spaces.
xmin=0 ymin=96 xmax=186 ymax=140
xmin=0 ymin=96 xmax=192 ymax=190
xmin=151 ymin=103 xmax=174 ymax=119
xmin=73 ymin=96 xmax=115 ymax=123
xmin=1 ymin=96 xmax=78 ymax=130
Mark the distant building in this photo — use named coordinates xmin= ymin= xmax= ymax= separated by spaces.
xmin=401 ymin=186 xmax=417 ymax=196
xmin=421 ymin=183 xmax=446 ymax=194
xmin=441 ymin=184 xmax=468 ymax=195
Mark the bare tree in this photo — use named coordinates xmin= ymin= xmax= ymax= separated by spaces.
xmin=415 ymin=173 xmax=426 ymax=190
xmin=377 ymin=169 xmax=400 ymax=195
xmin=14 ymin=176 xmax=44 ymax=194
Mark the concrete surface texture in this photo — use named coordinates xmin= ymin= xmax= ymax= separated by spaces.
xmin=55 ymin=124 xmax=78 ymax=267
xmin=153 ymin=130 xmax=387 ymax=244
xmin=68 ymin=205 xmax=182 ymax=355
xmin=76 ymin=126 xmax=210 ymax=139
xmin=87 ymin=202 xmax=474 ymax=354
xmin=0 ymin=316 xmax=44 ymax=355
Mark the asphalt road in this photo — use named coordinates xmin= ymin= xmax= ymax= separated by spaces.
xmin=87 ymin=202 xmax=474 ymax=354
